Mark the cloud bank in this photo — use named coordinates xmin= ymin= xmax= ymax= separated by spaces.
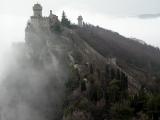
xmin=138 ymin=13 xmax=160 ymax=19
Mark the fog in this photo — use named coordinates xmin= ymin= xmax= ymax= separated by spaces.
xmin=0 ymin=1 xmax=159 ymax=119
xmin=0 ymin=15 xmax=68 ymax=119
xmin=0 ymin=42 xmax=68 ymax=120
xmin=0 ymin=15 xmax=26 ymax=81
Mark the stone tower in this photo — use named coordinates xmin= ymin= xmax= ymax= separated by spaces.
xmin=33 ymin=3 xmax=42 ymax=17
xmin=78 ymin=16 xmax=83 ymax=27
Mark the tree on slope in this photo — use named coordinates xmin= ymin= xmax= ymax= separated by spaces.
xmin=61 ymin=11 xmax=71 ymax=27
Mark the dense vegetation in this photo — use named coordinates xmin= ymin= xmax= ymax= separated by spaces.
xmin=61 ymin=11 xmax=71 ymax=28
xmin=63 ymin=64 xmax=160 ymax=120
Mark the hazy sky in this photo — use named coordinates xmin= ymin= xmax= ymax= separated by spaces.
xmin=0 ymin=0 xmax=160 ymax=48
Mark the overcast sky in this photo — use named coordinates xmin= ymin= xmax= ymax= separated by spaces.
xmin=0 ymin=0 xmax=160 ymax=48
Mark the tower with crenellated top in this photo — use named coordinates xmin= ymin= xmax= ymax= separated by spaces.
xmin=33 ymin=3 xmax=42 ymax=17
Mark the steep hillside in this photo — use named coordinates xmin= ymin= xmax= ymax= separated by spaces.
xmin=76 ymin=25 xmax=160 ymax=87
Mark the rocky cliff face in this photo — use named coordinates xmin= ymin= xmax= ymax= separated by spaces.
xmin=23 ymin=20 xmax=142 ymax=119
